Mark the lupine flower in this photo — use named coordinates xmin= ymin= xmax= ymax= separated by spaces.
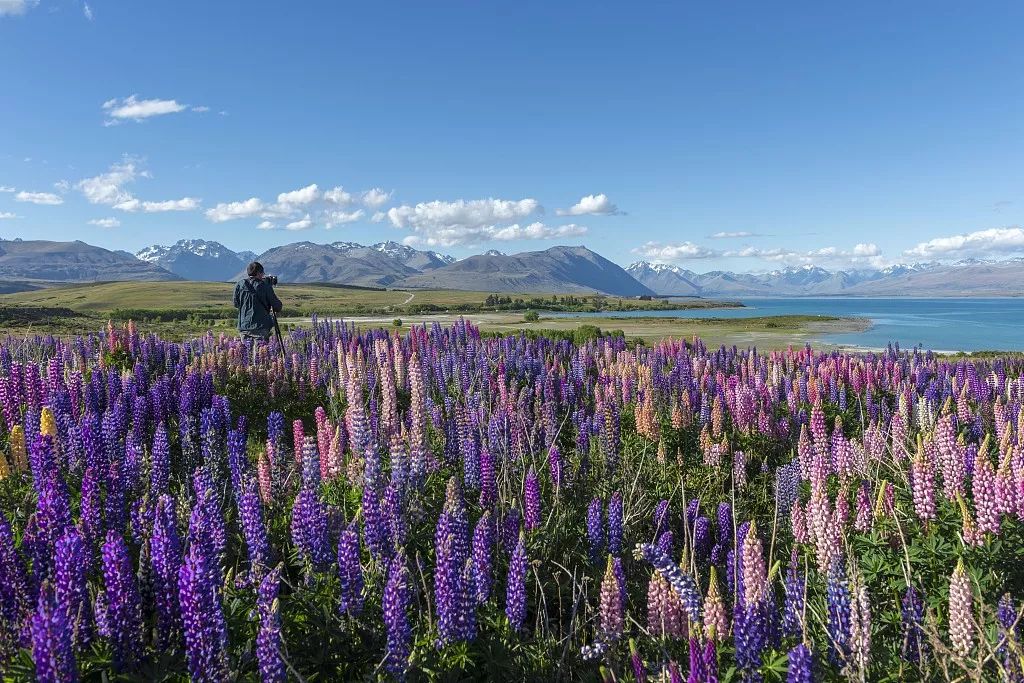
xmin=782 ymin=548 xmax=805 ymax=638
xmin=704 ymin=566 xmax=728 ymax=641
xmin=948 ymin=559 xmax=974 ymax=657
xmin=607 ymin=492 xmax=624 ymax=556
xmin=150 ymin=495 xmax=183 ymax=651
xmin=291 ymin=487 xmax=331 ymax=568
xmin=506 ymin=534 xmax=528 ymax=632
xmin=255 ymin=567 xmax=286 ymax=683
xmin=600 ymin=555 xmax=624 ymax=641
xmin=472 ymin=511 xmax=494 ymax=605
xmin=901 ymin=585 xmax=927 ymax=664
xmin=53 ymin=528 xmax=93 ymax=650
xmin=100 ymin=531 xmax=143 ymax=671
xmin=635 ymin=543 xmax=701 ymax=622
xmin=338 ymin=524 xmax=365 ymax=616
xmin=524 ymin=467 xmax=542 ymax=531
xmin=786 ymin=643 xmax=813 ymax=683
xmin=825 ymin=558 xmax=851 ymax=666
xmin=383 ymin=553 xmax=413 ymax=680
xmin=31 ymin=583 xmax=78 ymax=683
xmin=587 ymin=498 xmax=604 ymax=563
xmin=179 ymin=534 xmax=230 ymax=681
xmin=238 ymin=481 xmax=272 ymax=581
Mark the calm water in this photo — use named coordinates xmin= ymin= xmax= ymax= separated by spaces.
xmin=551 ymin=298 xmax=1024 ymax=352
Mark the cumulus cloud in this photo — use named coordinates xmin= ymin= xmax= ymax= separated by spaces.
xmin=0 ymin=0 xmax=38 ymax=17
xmin=633 ymin=241 xmax=721 ymax=260
xmin=556 ymin=193 xmax=621 ymax=216
xmin=256 ymin=220 xmax=275 ymax=230
xmin=88 ymin=217 xmax=120 ymax=228
xmin=114 ymin=197 xmax=201 ymax=212
xmin=904 ymin=227 xmax=1024 ymax=259
xmin=371 ymin=211 xmax=386 ymax=223
xmin=324 ymin=209 xmax=364 ymax=229
xmin=0 ymin=186 xmax=14 ymax=192
xmin=76 ymin=159 xmax=198 ymax=213
xmin=284 ymin=214 xmax=314 ymax=231
xmin=0 ymin=212 xmax=18 ymax=219
xmin=102 ymin=96 xmax=190 ymax=124
xmin=362 ymin=188 xmax=392 ymax=208
xmin=277 ymin=183 xmax=320 ymax=206
xmin=15 ymin=190 xmax=63 ymax=205
xmin=324 ymin=186 xmax=352 ymax=205
xmin=708 ymin=231 xmax=764 ymax=239
xmin=206 ymin=197 xmax=265 ymax=222
xmin=387 ymin=198 xmax=540 ymax=231
xmin=490 ymin=222 xmax=588 ymax=241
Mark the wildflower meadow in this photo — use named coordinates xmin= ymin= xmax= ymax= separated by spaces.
xmin=1 ymin=318 xmax=1022 ymax=681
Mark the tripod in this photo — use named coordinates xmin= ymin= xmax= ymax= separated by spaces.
xmin=271 ymin=310 xmax=287 ymax=364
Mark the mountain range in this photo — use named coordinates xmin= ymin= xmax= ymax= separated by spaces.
xmin=2 ymin=235 xmax=1023 ymax=297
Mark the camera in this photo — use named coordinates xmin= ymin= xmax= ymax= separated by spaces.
xmin=265 ymin=275 xmax=279 ymax=286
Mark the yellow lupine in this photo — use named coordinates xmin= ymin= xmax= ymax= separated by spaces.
xmin=40 ymin=406 xmax=57 ymax=438
xmin=0 ymin=452 xmax=8 ymax=480
xmin=9 ymin=425 xmax=26 ymax=472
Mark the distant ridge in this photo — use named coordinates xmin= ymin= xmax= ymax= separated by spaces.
xmin=0 ymin=238 xmax=180 ymax=282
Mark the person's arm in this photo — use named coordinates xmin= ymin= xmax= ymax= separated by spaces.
xmin=233 ymin=281 xmax=242 ymax=309
xmin=266 ymin=282 xmax=283 ymax=313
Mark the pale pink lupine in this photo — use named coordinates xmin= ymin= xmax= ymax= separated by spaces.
xmin=704 ymin=567 xmax=728 ymax=641
xmin=972 ymin=446 xmax=1000 ymax=537
xmin=741 ymin=521 xmax=768 ymax=607
xmin=948 ymin=560 xmax=974 ymax=657
xmin=790 ymin=501 xmax=808 ymax=544
xmin=910 ymin=439 xmax=936 ymax=524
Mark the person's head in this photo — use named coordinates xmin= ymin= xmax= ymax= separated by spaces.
xmin=246 ymin=261 xmax=265 ymax=279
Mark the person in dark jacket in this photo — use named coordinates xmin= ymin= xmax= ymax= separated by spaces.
xmin=233 ymin=261 xmax=283 ymax=344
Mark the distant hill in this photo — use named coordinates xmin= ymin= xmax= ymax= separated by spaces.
xmin=0 ymin=239 xmax=179 ymax=282
xmin=397 ymin=245 xmax=654 ymax=296
xmin=136 ymin=239 xmax=255 ymax=281
xmin=237 ymin=242 xmax=420 ymax=287
xmin=628 ymin=260 xmax=1024 ymax=296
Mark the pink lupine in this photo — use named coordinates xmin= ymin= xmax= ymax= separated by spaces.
xmin=948 ymin=560 xmax=974 ymax=657
xmin=972 ymin=447 xmax=1000 ymax=537
xmin=910 ymin=440 xmax=936 ymax=524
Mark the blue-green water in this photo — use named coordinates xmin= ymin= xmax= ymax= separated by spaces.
xmin=550 ymin=298 xmax=1024 ymax=351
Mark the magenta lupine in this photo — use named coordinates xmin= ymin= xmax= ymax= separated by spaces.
xmin=524 ymin=467 xmax=542 ymax=532
xmin=255 ymin=567 xmax=285 ymax=683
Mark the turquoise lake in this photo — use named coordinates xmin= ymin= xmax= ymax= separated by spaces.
xmin=550 ymin=298 xmax=1024 ymax=352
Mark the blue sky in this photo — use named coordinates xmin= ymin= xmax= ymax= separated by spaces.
xmin=3 ymin=1 xmax=1024 ymax=271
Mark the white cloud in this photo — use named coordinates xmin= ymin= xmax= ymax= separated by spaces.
xmin=556 ymin=193 xmax=621 ymax=216
xmin=88 ymin=217 xmax=120 ymax=228
xmin=709 ymin=231 xmax=762 ymax=239
xmin=324 ymin=209 xmax=364 ymax=229
xmin=77 ymin=159 xmax=139 ymax=205
xmin=904 ymin=227 xmax=1024 ymax=259
xmin=82 ymin=2 xmax=92 ymax=20
xmin=191 ymin=106 xmax=209 ymax=113
xmin=0 ymin=212 xmax=18 ymax=220
xmin=633 ymin=241 xmax=721 ymax=260
xmin=257 ymin=220 xmax=276 ymax=230
xmin=284 ymin=214 xmax=314 ymax=231
xmin=324 ymin=186 xmax=352 ymax=205
xmin=386 ymin=197 xmax=553 ymax=246
xmin=114 ymin=197 xmax=200 ymax=213
xmin=277 ymin=183 xmax=320 ymax=206
xmin=0 ymin=0 xmax=38 ymax=17
xmin=371 ymin=211 xmax=386 ymax=222
xmin=852 ymin=243 xmax=881 ymax=257
xmin=0 ymin=185 xmax=14 ymax=192
xmin=15 ymin=190 xmax=63 ymax=205
xmin=205 ymin=197 xmax=265 ymax=222
xmin=102 ymin=95 xmax=190 ymax=124
xmin=490 ymin=222 xmax=588 ymax=241
xmin=362 ymin=188 xmax=392 ymax=208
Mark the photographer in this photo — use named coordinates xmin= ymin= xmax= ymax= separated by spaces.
xmin=234 ymin=261 xmax=283 ymax=353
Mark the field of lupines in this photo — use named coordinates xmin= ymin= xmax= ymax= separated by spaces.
xmin=1 ymin=318 xmax=1023 ymax=682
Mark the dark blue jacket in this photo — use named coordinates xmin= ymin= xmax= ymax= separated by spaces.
xmin=233 ymin=277 xmax=283 ymax=335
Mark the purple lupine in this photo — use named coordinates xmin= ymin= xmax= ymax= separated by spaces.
xmin=150 ymin=495 xmax=183 ymax=651
xmin=687 ymin=635 xmax=706 ymax=683
xmin=31 ymin=583 xmax=78 ymax=683
xmin=434 ymin=531 xmax=463 ymax=646
xmin=479 ymin=447 xmax=496 ymax=509
xmin=290 ymin=487 xmax=331 ymax=568
xmin=0 ymin=511 xmax=30 ymax=659
xmin=786 ymin=643 xmax=813 ymax=683
xmin=782 ymin=548 xmax=805 ymax=638
xmin=548 ymin=445 xmax=563 ymax=493
xmin=338 ymin=524 xmax=365 ymax=617
xmin=657 ymin=531 xmax=674 ymax=559
xmin=100 ymin=531 xmax=143 ymax=671
xmin=653 ymin=500 xmax=671 ymax=538
xmin=630 ymin=638 xmax=647 ymax=683
xmin=825 ymin=558 xmax=852 ymax=666
xmin=693 ymin=516 xmax=712 ymax=564
xmin=383 ymin=552 xmax=413 ymax=680
xmin=472 ymin=511 xmax=495 ymax=605
xmin=178 ymin=535 xmax=230 ymax=681
xmin=506 ymin=533 xmax=528 ymax=632
xmin=524 ymin=467 xmax=542 ymax=531
xmin=255 ymin=567 xmax=286 ymax=683
xmin=734 ymin=599 xmax=768 ymax=682
xmin=237 ymin=480 xmax=272 ymax=581
xmin=53 ymin=528 xmax=93 ymax=650
xmin=362 ymin=484 xmax=389 ymax=562
xmin=607 ymin=491 xmax=624 ymax=556
xmin=587 ymin=498 xmax=604 ymax=563
xmin=900 ymin=585 xmax=926 ymax=664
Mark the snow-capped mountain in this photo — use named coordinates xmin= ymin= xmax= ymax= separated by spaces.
xmin=135 ymin=239 xmax=251 ymax=281
xmin=330 ymin=240 xmax=455 ymax=271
